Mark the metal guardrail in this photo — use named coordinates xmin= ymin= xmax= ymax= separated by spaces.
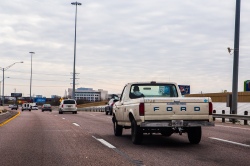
xmin=212 ymin=114 xmax=250 ymax=120
xmin=77 ymin=106 xmax=106 ymax=112
xmin=213 ymin=110 xmax=249 ymax=125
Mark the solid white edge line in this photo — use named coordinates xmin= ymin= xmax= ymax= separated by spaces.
xmin=209 ymin=137 xmax=250 ymax=148
xmin=92 ymin=136 xmax=116 ymax=149
xmin=216 ymin=125 xmax=250 ymax=131
xmin=73 ymin=123 xmax=80 ymax=127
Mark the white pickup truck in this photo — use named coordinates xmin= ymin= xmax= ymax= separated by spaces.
xmin=112 ymin=81 xmax=214 ymax=144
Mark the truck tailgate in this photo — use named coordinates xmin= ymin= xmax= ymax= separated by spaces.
xmin=143 ymin=97 xmax=211 ymax=121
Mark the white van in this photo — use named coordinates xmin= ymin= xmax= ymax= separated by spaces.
xmin=22 ymin=103 xmax=31 ymax=111
xmin=59 ymin=99 xmax=77 ymax=114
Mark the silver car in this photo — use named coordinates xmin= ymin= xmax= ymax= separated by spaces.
xmin=59 ymin=99 xmax=77 ymax=114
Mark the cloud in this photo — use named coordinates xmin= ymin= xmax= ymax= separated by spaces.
xmin=1 ymin=0 xmax=250 ymax=97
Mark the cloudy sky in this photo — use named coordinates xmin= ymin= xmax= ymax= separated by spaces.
xmin=1 ymin=0 xmax=250 ymax=98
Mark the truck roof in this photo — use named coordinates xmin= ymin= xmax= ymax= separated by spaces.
xmin=125 ymin=81 xmax=178 ymax=85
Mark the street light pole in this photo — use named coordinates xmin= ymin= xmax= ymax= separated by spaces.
xmin=71 ymin=1 xmax=81 ymax=100
xmin=29 ymin=52 xmax=35 ymax=101
xmin=0 ymin=62 xmax=23 ymax=105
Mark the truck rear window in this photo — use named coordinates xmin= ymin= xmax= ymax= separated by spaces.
xmin=130 ymin=84 xmax=178 ymax=98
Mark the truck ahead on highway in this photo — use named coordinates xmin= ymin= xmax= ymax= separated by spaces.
xmin=112 ymin=81 xmax=214 ymax=144
xmin=21 ymin=103 xmax=31 ymax=111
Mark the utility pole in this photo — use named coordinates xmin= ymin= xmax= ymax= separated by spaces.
xmin=71 ymin=1 xmax=81 ymax=100
xmin=231 ymin=0 xmax=241 ymax=116
xmin=29 ymin=52 xmax=35 ymax=101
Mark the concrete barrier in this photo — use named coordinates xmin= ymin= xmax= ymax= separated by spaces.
xmin=0 ymin=110 xmax=19 ymax=124
xmin=0 ymin=106 xmax=7 ymax=114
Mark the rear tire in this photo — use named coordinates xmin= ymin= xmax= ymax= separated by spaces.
xmin=188 ymin=127 xmax=202 ymax=144
xmin=113 ymin=116 xmax=123 ymax=136
xmin=131 ymin=119 xmax=143 ymax=144
xmin=109 ymin=107 xmax=113 ymax=115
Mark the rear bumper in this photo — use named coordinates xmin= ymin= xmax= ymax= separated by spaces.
xmin=42 ymin=109 xmax=51 ymax=111
xmin=140 ymin=120 xmax=214 ymax=127
xmin=22 ymin=108 xmax=31 ymax=110
xmin=105 ymin=106 xmax=112 ymax=112
xmin=60 ymin=108 xmax=77 ymax=112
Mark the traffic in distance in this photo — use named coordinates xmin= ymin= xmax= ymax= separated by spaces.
xmin=11 ymin=81 xmax=214 ymax=145
xmin=2 ymin=81 xmax=249 ymax=165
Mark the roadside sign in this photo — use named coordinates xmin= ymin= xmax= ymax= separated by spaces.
xmin=178 ymin=85 xmax=190 ymax=95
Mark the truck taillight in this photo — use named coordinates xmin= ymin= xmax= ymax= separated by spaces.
xmin=209 ymin=102 xmax=213 ymax=115
xmin=139 ymin=103 xmax=144 ymax=116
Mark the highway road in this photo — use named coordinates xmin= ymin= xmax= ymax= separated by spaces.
xmin=0 ymin=108 xmax=249 ymax=166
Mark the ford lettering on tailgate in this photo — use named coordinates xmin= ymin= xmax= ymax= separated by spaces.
xmin=153 ymin=106 xmax=201 ymax=112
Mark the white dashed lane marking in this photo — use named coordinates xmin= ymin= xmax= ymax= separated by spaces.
xmin=92 ymin=136 xmax=116 ymax=149
xmin=209 ymin=137 xmax=250 ymax=148
xmin=73 ymin=123 xmax=80 ymax=127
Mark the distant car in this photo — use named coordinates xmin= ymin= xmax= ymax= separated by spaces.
xmin=9 ymin=104 xmax=14 ymax=108
xmin=11 ymin=104 xmax=18 ymax=110
xmin=42 ymin=104 xmax=52 ymax=112
xmin=31 ymin=105 xmax=38 ymax=110
xmin=22 ymin=103 xmax=31 ymax=111
xmin=105 ymin=96 xmax=119 ymax=115
xmin=59 ymin=99 xmax=77 ymax=114
xmin=30 ymin=103 xmax=38 ymax=110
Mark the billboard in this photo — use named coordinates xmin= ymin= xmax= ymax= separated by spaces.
xmin=178 ymin=85 xmax=190 ymax=95
xmin=244 ymin=80 xmax=250 ymax=91
xmin=34 ymin=98 xmax=46 ymax=103
xmin=11 ymin=93 xmax=22 ymax=97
